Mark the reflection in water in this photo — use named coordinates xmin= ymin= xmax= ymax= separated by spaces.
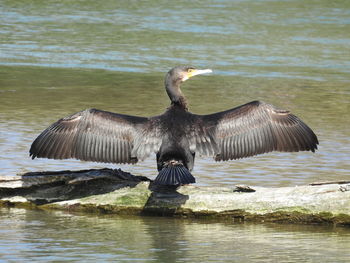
xmin=0 ymin=208 xmax=349 ymax=262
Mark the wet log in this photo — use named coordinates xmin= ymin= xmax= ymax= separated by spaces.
xmin=0 ymin=168 xmax=349 ymax=226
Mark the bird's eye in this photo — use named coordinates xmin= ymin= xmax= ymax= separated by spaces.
xmin=187 ymin=68 xmax=194 ymax=73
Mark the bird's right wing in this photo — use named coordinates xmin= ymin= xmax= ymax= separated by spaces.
xmin=30 ymin=108 xmax=162 ymax=164
xmin=192 ymin=101 xmax=318 ymax=161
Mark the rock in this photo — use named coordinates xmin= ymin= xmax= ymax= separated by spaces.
xmin=1 ymin=168 xmax=349 ymax=226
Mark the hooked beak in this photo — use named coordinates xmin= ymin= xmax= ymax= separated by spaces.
xmin=190 ymin=69 xmax=213 ymax=77
xmin=189 ymin=69 xmax=213 ymax=78
xmin=183 ymin=68 xmax=213 ymax=81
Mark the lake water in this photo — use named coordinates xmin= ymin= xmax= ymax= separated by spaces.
xmin=1 ymin=208 xmax=350 ymax=263
xmin=0 ymin=0 xmax=349 ymax=261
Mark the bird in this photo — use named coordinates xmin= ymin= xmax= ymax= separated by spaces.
xmin=30 ymin=66 xmax=318 ymax=186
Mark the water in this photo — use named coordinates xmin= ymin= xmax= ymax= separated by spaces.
xmin=0 ymin=0 xmax=350 ymax=261
xmin=1 ymin=208 xmax=350 ymax=263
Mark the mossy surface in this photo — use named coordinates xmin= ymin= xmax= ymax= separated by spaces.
xmin=38 ymin=201 xmax=350 ymax=226
xmin=2 ymin=172 xmax=349 ymax=227
xmin=78 ymin=182 xmax=152 ymax=207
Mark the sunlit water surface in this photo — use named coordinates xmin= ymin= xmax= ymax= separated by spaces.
xmin=0 ymin=0 xmax=349 ymax=261
xmin=1 ymin=208 xmax=350 ymax=263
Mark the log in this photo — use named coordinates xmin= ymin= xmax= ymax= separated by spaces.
xmin=1 ymin=168 xmax=349 ymax=226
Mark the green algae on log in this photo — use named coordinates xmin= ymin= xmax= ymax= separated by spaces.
xmin=0 ymin=168 xmax=349 ymax=226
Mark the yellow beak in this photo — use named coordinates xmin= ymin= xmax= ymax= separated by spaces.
xmin=184 ymin=68 xmax=212 ymax=81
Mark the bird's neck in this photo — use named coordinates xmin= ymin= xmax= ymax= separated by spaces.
xmin=165 ymin=79 xmax=188 ymax=110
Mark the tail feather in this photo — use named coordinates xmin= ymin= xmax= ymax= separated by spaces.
xmin=154 ymin=164 xmax=195 ymax=186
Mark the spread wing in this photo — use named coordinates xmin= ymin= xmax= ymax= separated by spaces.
xmin=30 ymin=108 xmax=162 ymax=164
xmin=192 ymin=101 xmax=318 ymax=161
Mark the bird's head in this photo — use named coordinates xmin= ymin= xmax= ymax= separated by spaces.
xmin=166 ymin=66 xmax=212 ymax=84
xmin=165 ymin=66 xmax=212 ymax=109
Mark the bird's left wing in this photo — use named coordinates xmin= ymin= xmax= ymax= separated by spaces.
xmin=191 ymin=101 xmax=318 ymax=161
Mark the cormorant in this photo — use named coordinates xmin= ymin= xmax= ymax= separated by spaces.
xmin=30 ymin=66 xmax=318 ymax=185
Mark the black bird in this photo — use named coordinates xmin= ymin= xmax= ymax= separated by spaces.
xmin=30 ymin=66 xmax=318 ymax=185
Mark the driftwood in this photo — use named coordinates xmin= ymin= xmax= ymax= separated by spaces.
xmin=0 ymin=168 xmax=349 ymax=226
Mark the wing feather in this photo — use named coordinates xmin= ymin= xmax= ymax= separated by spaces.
xmin=191 ymin=100 xmax=318 ymax=161
xmin=30 ymin=108 xmax=161 ymax=164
